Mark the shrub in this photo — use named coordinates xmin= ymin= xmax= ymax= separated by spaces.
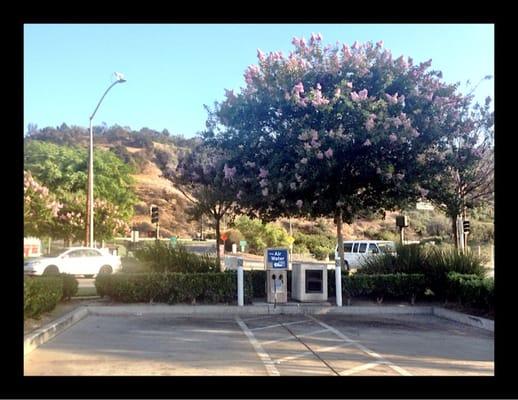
xmin=24 ymin=276 xmax=63 ymax=319
xmin=342 ymin=273 xmax=426 ymax=304
xmin=446 ymin=272 xmax=494 ymax=310
xmin=232 ymin=216 xmax=293 ymax=254
xmin=360 ymin=244 xmax=486 ymax=298
xmin=293 ymin=232 xmax=335 ymax=260
xmin=60 ymin=273 xmax=78 ymax=300
xmin=134 ymin=241 xmax=218 ymax=273
xmin=95 ymin=272 xmax=253 ymax=304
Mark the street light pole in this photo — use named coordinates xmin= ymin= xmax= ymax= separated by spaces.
xmin=85 ymin=73 xmax=126 ymax=247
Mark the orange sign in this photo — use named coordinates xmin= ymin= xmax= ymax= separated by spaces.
xmin=221 ymin=233 xmax=228 ymax=241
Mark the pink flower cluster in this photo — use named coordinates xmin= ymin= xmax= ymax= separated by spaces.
xmin=223 ymin=164 xmax=236 ymax=181
xmin=310 ymin=83 xmax=330 ymax=107
xmin=350 ymin=89 xmax=368 ymax=102
xmin=258 ymin=168 xmax=269 ymax=178
xmin=365 ymin=114 xmax=376 ymax=131
xmin=244 ymin=64 xmax=260 ymax=85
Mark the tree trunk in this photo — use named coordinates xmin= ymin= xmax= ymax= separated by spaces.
xmin=215 ymin=216 xmax=222 ymax=271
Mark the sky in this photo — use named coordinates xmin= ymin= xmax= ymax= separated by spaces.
xmin=24 ymin=24 xmax=494 ymax=138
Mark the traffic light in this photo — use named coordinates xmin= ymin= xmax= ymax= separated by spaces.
xmin=151 ymin=206 xmax=159 ymax=224
xmin=463 ymin=220 xmax=470 ymax=234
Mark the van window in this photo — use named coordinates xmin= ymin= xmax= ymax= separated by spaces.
xmin=352 ymin=243 xmax=359 ymax=253
xmin=358 ymin=243 xmax=367 ymax=253
xmin=343 ymin=243 xmax=353 ymax=253
xmin=378 ymin=242 xmax=396 ymax=254
xmin=367 ymin=244 xmax=379 ymax=254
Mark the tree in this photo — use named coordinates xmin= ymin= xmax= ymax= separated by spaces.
xmin=164 ymin=142 xmax=240 ymax=269
xmin=24 ymin=140 xmax=137 ymax=219
xmin=24 ymin=171 xmax=62 ymax=238
xmin=205 ymin=34 xmax=475 ymax=273
xmin=420 ymin=89 xmax=494 ymax=249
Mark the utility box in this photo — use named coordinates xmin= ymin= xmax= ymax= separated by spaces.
xmin=265 ymin=248 xmax=289 ymax=304
xmin=291 ymin=263 xmax=328 ymax=302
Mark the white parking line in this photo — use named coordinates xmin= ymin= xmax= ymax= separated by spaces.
xmin=261 ymin=328 xmax=332 ymax=346
xmin=275 ymin=343 xmax=351 ymax=364
xmin=307 ymin=315 xmax=412 ymax=376
xmin=250 ymin=319 xmax=311 ymax=332
xmin=340 ymin=361 xmax=384 ymax=376
xmin=235 ymin=316 xmax=280 ymax=376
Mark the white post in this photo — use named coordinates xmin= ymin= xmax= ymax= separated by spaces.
xmin=237 ymin=265 xmax=244 ymax=307
xmin=335 ymin=266 xmax=342 ymax=307
xmin=232 ymin=243 xmax=237 ymax=254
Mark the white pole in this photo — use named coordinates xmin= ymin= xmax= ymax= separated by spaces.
xmin=335 ymin=266 xmax=342 ymax=307
xmin=237 ymin=265 xmax=244 ymax=307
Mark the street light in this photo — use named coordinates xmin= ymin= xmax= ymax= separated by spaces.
xmin=85 ymin=72 xmax=126 ymax=247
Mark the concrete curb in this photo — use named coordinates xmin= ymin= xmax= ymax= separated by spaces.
xmin=24 ymin=306 xmax=89 ymax=356
xmin=432 ymin=307 xmax=494 ymax=332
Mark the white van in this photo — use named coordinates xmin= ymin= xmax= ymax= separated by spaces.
xmin=334 ymin=240 xmax=396 ymax=270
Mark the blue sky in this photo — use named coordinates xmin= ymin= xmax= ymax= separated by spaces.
xmin=24 ymin=24 xmax=494 ymax=138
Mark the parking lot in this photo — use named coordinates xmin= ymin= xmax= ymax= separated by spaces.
xmin=24 ymin=313 xmax=493 ymax=376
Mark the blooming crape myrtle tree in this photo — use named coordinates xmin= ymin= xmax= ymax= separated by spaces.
xmin=165 ymin=142 xmax=240 ymax=270
xmin=24 ymin=170 xmax=62 ymax=238
xmin=53 ymin=194 xmax=130 ymax=245
xmin=419 ymin=92 xmax=494 ymax=248
xmin=205 ymin=34 xmax=474 ymax=280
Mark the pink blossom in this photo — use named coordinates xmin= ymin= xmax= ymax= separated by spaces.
xmin=398 ymin=94 xmax=405 ymax=104
xmin=350 ymin=92 xmax=360 ymax=102
xmin=223 ymin=164 xmax=236 ymax=181
xmin=225 ymin=89 xmax=236 ymax=101
xmin=345 ymin=81 xmax=353 ymax=89
xmin=296 ymin=200 xmax=303 ymax=209
xmin=376 ymin=40 xmax=384 ymax=48
xmin=419 ymin=188 xmax=429 ymax=197
xmin=303 ymin=142 xmax=312 ymax=151
xmin=257 ymin=49 xmax=265 ymax=61
xmin=363 ymin=139 xmax=372 ymax=146
xmin=262 ymin=188 xmax=269 ymax=197
xmin=385 ymin=92 xmax=398 ymax=105
xmin=389 ymin=133 xmax=397 ymax=142
xmin=352 ymin=41 xmax=360 ymax=50
xmin=310 ymin=130 xmax=318 ymax=141
xmin=259 ymin=168 xmax=269 ymax=178
xmin=292 ymin=82 xmax=304 ymax=95
xmin=411 ymin=128 xmax=420 ymax=137
xmin=358 ymin=89 xmax=368 ymax=100
xmin=237 ymin=190 xmax=243 ymax=199
xmin=316 ymin=152 xmax=324 ymax=160
xmin=245 ymin=161 xmax=256 ymax=168
xmin=396 ymin=173 xmax=405 ymax=180
xmin=365 ymin=115 xmax=376 ymax=131
xmin=300 ymin=158 xmax=308 ymax=164
xmin=334 ymin=88 xmax=341 ymax=98
xmin=342 ymin=44 xmax=352 ymax=60
xmin=324 ymin=148 xmax=333 ymax=158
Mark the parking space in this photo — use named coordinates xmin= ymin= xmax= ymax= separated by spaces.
xmin=24 ymin=313 xmax=493 ymax=376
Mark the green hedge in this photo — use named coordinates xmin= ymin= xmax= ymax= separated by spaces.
xmin=342 ymin=273 xmax=426 ymax=304
xmin=60 ymin=273 xmax=78 ymax=300
xmin=95 ymin=272 xmax=254 ymax=304
xmin=446 ymin=272 xmax=494 ymax=310
xmin=24 ymin=276 xmax=63 ymax=319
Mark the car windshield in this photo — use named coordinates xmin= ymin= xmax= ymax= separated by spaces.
xmin=377 ymin=243 xmax=396 ymax=253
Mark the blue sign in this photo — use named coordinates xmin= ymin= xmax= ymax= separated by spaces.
xmin=267 ymin=249 xmax=288 ymax=269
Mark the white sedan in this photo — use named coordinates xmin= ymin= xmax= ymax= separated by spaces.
xmin=24 ymin=247 xmax=122 ymax=277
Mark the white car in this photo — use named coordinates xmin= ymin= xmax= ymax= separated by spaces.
xmin=335 ymin=240 xmax=396 ymax=270
xmin=24 ymin=247 xmax=122 ymax=277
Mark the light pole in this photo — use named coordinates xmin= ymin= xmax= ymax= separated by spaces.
xmin=85 ymin=72 xmax=126 ymax=247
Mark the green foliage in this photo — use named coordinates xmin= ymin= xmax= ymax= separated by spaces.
xmin=232 ymin=216 xmax=293 ymax=254
xmin=469 ymin=220 xmax=494 ymax=244
xmin=60 ymin=273 xmax=78 ymax=300
xmin=24 ymin=276 xmax=63 ymax=319
xmin=24 ymin=140 xmax=136 ymax=219
xmin=360 ymin=244 xmax=486 ymax=298
xmin=293 ymin=232 xmax=334 ymax=260
xmin=342 ymin=273 xmax=426 ymax=303
xmin=223 ymin=228 xmax=245 ymax=251
xmin=94 ymin=272 xmax=253 ymax=304
xmin=134 ymin=241 xmax=218 ymax=273
xmin=446 ymin=272 xmax=494 ymax=310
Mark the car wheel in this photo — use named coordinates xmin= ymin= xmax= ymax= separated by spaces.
xmin=43 ymin=265 xmax=60 ymax=275
xmin=98 ymin=265 xmax=113 ymax=275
